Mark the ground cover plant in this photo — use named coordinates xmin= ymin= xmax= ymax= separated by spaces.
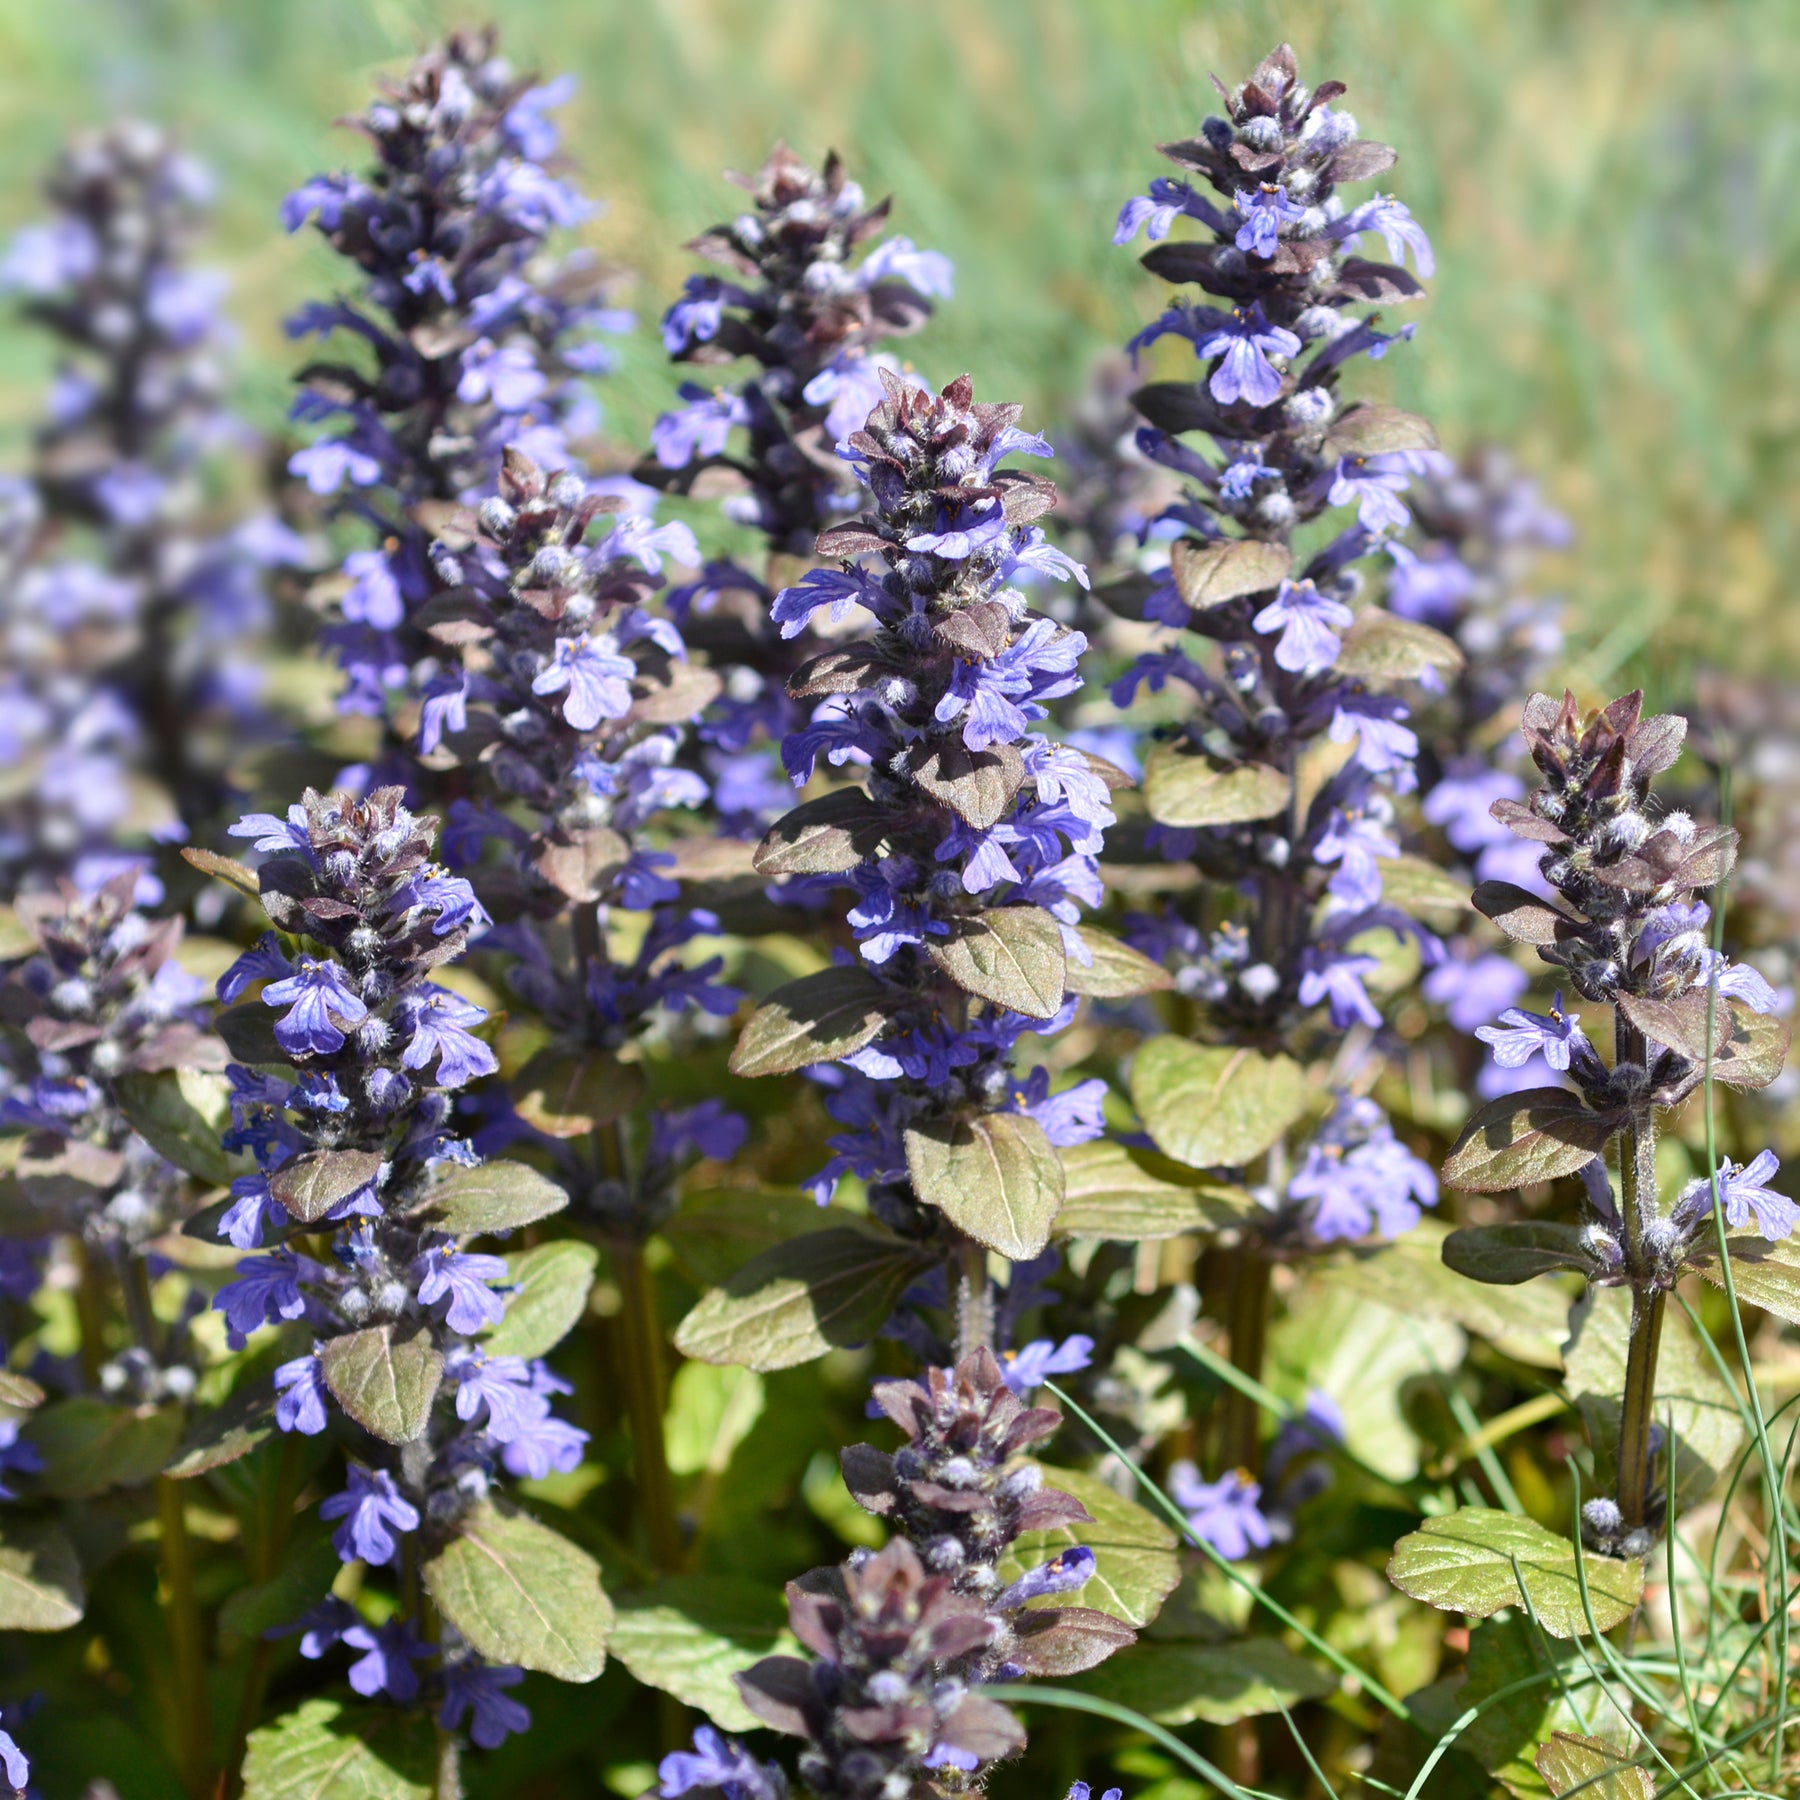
xmin=0 ymin=20 xmax=1796 ymax=1800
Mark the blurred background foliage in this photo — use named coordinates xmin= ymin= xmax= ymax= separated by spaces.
xmin=0 ymin=0 xmax=1796 ymax=684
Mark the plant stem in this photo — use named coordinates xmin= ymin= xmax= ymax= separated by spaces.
xmin=614 ymin=1236 xmax=683 ymax=1571
xmin=434 ymin=1728 xmax=464 ymax=1800
xmin=1613 ymin=1013 xmax=1665 ymax=1531
xmin=156 ymin=1476 xmax=210 ymax=1798
xmin=224 ymin=1437 xmax=302 ymax=1800
xmin=1222 ymin=1242 xmax=1271 ymax=1476
xmin=954 ymin=1235 xmax=993 ymax=1360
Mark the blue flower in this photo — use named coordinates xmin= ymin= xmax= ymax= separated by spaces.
xmin=217 ymin=934 xmax=296 ymax=1005
xmin=320 ymin=1466 xmax=420 ymax=1566
xmin=1196 ymin=306 xmax=1302 ymax=408
xmin=450 ymin=1350 xmax=538 ymax=1441
xmin=1315 ymin=808 xmax=1397 ymax=911
xmin=531 ymin=631 xmax=637 ymax=730
xmin=1329 ymin=454 xmax=1416 ymax=534
xmin=416 ymin=1243 xmax=509 ymax=1335
xmin=999 ymin=1335 xmax=1095 ymax=1396
xmin=1329 ymin=696 xmax=1419 ymax=783
xmin=0 ymin=1728 xmax=27 ymax=1792
xmin=1423 ymin=949 xmax=1529 ymax=1035
xmin=662 ymin=274 xmax=732 ymax=352
xmin=342 ymin=1618 xmax=430 ymax=1703
xmin=440 ymin=1659 xmax=530 ymax=1750
xmin=1677 ymin=1150 xmax=1797 ymax=1243
xmin=1341 ymin=194 xmax=1435 ymax=276
xmin=1113 ymin=177 xmax=1204 ymax=245
xmin=1297 ymin=949 xmax=1382 ymax=1030
xmin=660 ymin=1729 xmax=787 ymax=1800
xmin=341 ymin=549 xmax=405 ymax=629
xmin=652 ymin=383 xmax=750 ymax=468
xmin=994 ymin=1545 xmax=1097 ymax=1608
xmin=0 ymin=1418 xmax=43 ymax=1499
xmin=1233 ymin=182 xmax=1307 ymax=258
xmin=214 ymin=1251 xmax=317 ymax=1347
xmin=219 ymin=1174 xmax=287 ymax=1250
xmin=228 ymin=807 xmax=312 ymax=856
xmin=1169 ymin=1463 xmax=1272 ymax=1560
xmin=858 ymin=236 xmax=954 ymax=298
xmin=261 ymin=957 xmax=370 ymax=1056
xmin=456 ymin=338 xmax=547 ymax=412
xmin=273 ymin=1352 xmax=331 ymax=1435
xmin=932 ymin=619 xmax=1085 ymax=751
xmin=1253 ymin=578 xmax=1354 ymax=674
xmin=1475 ymin=992 xmax=1586 ymax=1071
xmin=288 ymin=438 xmax=384 ymax=495
xmin=500 ymin=1411 xmax=590 ymax=1480
xmin=770 ymin=565 xmax=888 ymax=640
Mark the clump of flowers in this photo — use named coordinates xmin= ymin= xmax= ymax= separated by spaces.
xmin=0 ymin=869 xmax=217 ymax=1399
xmin=730 ymin=371 xmax=1119 ymax=1342
xmin=417 ymin=446 xmax=739 ymax=1234
xmin=665 ymin=1351 xmax=1131 ymax=1800
xmin=283 ymin=29 xmax=633 ymax=735
xmin=1446 ymin=690 xmax=1790 ymax=1542
xmin=644 ymin=144 xmax=953 ymax=837
xmin=0 ymin=125 xmax=301 ymax=893
xmin=205 ymin=787 xmax=591 ymax=1748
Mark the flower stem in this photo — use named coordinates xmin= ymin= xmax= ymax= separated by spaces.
xmin=1613 ymin=1018 xmax=1664 ymax=1531
xmin=614 ymin=1236 xmax=682 ymax=1570
xmin=1222 ymin=1243 xmax=1271 ymax=1476
xmin=156 ymin=1475 xmax=210 ymax=1797
xmin=954 ymin=1236 xmax=994 ymax=1360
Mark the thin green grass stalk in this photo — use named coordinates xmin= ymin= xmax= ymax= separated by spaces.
xmin=980 ymin=1684 xmax=1252 ymax=1800
xmin=1043 ymin=1379 xmax=1417 ymax=1725
xmin=1699 ymin=762 xmax=1790 ymax=1781
xmin=1273 ymin=1696 xmax=1341 ymax=1800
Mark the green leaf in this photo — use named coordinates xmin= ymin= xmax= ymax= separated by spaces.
xmin=1063 ymin=927 xmax=1173 ymax=999
xmin=1693 ymin=1233 xmax=1800 ymax=1324
xmin=1564 ymin=1286 xmax=1745 ymax=1515
xmin=1386 ymin=1507 xmax=1643 ymax=1637
xmin=242 ymin=1698 xmax=434 ymax=1800
xmin=1373 ymin=853 xmax=1473 ymax=922
xmin=907 ymin=739 xmax=1027 ymax=831
xmin=422 ymin=1500 xmax=612 ymax=1680
xmin=416 ymin=1159 xmax=568 ymax=1234
xmin=0 ymin=1372 xmax=42 ymax=1412
xmin=1129 ymin=1036 xmax=1307 ymax=1170
xmin=1054 ymin=1140 xmax=1258 ymax=1241
xmin=997 ymin=1465 xmax=1179 ymax=1629
xmin=215 ymin=1005 xmax=292 ymax=1067
xmin=180 ymin=845 xmax=263 ymax=899
xmin=0 ymin=1518 xmax=84 ymax=1629
xmin=1711 ymin=997 xmax=1791 ymax=1090
xmin=1536 ymin=1733 xmax=1652 ymax=1800
xmin=753 ymin=789 xmax=888 ymax=876
xmin=1168 ymin=536 xmax=1291 ymax=608
xmin=1443 ymin=1088 xmax=1616 ymax=1193
xmin=927 ymin=906 xmax=1066 ymax=1020
xmin=1442 ymin=1221 xmax=1595 ymax=1285
xmin=481 ymin=1240 xmax=598 ymax=1360
xmin=512 ymin=1049 xmax=646 ymax=1137
xmin=1270 ymin=1274 xmax=1468 ymax=1477
xmin=1458 ymin=1615 xmax=1591 ymax=1800
xmin=1333 ymin=611 xmax=1464 ymax=683
xmin=905 ymin=1111 xmax=1064 ymax=1258
xmin=114 ymin=1068 xmax=245 ymax=1186
xmin=659 ymin=1188 xmax=841 ymax=1287
xmin=219 ymin=1527 xmax=342 ymax=1645
xmin=1076 ymin=1637 xmax=1334 ymax=1726
xmin=269 ymin=1148 xmax=384 ymax=1225
xmin=165 ymin=1379 xmax=277 ymax=1478
xmin=729 ymin=967 xmax=890 ymax=1078
xmin=609 ymin=1576 xmax=799 ymax=1731
xmin=1329 ymin=1218 xmax=1572 ymax=1368
xmin=0 ymin=907 xmax=36 ymax=960
xmin=665 ymin=1363 xmax=765 ymax=1477
xmin=674 ymin=1227 xmax=931 ymax=1372
xmin=320 ymin=1323 xmax=443 ymax=1446
xmin=1474 ymin=880 xmax=1580 ymax=947
xmin=27 ymin=1397 xmax=184 ymax=1497
xmin=1323 ymin=404 xmax=1439 ymax=458
xmin=1142 ymin=744 xmax=1291 ymax=830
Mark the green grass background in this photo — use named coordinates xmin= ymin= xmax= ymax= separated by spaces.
xmin=1 ymin=0 xmax=1796 ymax=684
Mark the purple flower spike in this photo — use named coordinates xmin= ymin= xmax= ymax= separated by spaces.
xmin=1169 ymin=1462 xmax=1273 ymax=1561
xmin=1196 ymin=305 xmax=1301 ymax=408
xmin=531 ymin=631 xmax=638 ymax=730
xmin=416 ymin=1243 xmax=509 ymax=1334
xmin=660 ymin=1726 xmax=787 ymax=1800
xmin=261 ymin=958 xmax=369 ymax=1057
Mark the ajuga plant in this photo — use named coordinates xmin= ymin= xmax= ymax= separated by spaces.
xmin=199 ymin=787 xmax=607 ymax=1779
xmin=1102 ymin=43 xmax=1451 ymax=1508
xmin=0 ymin=868 xmax=227 ymax=1793
xmin=641 ymin=145 xmax=952 ymax=834
xmin=283 ymin=28 xmax=632 ymax=750
xmin=662 ymin=1350 xmax=1133 ymax=1800
xmin=687 ymin=369 xmax=1129 ymax=1370
xmin=0 ymin=125 xmax=302 ymax=896
xmin=410 ymin=446 xmax=729 ymax=1565
xmin=1407 ymin=691 xmax=1791 ymax=1548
